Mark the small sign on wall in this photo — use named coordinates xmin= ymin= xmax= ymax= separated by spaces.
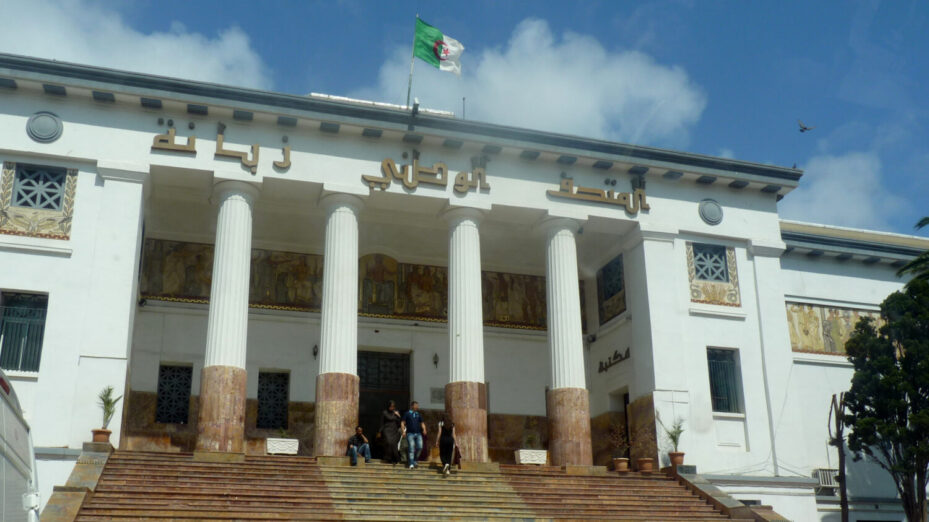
xmin=430 ymin=387 xmax=445 ymax=405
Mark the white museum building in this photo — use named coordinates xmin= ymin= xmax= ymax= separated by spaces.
xmin=0 ymin=53 xmax=925 ymax=521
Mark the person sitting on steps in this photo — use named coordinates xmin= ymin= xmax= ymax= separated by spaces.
xmin=347 ymin=425 xmax=371 ymax=466
xmin=400 ymin=400 xmax=426 ymax=469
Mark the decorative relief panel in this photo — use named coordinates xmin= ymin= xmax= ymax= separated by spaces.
xmin=686 ymin=242 xmax=741 ymax=307
xmin=597 ymin=253 xmax=626 ymax=325
xmin=786 ymin=302 xmax=882 ymax=355
xmin=0 ymin=162 xmax=78 ymax=240
xmin=140 ymin=238 xmax=587 ymax=331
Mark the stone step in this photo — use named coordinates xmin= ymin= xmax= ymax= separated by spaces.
xmin=74 ymin=451 xmax=738 ymax=521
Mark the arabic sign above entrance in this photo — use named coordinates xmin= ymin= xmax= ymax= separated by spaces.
xmin=362 ymin=158 xmax=490 ymax=194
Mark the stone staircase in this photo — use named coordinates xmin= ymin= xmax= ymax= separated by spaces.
xmin=67 ymin=451 xmax=748 ymax=520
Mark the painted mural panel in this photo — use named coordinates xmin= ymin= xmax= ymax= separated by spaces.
xmin=482 ymin=271 xmax=547 ymax=329
xmin=597 ymin=253 xmax=626 ymax=325
xmin=786 ymin=301 xmax=882 ymax=355
xmin=141 ymin=238 xmax=586 ymax=330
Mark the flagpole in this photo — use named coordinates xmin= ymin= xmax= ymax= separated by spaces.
xmin=406 ymin=15 xmax=419 ymax=108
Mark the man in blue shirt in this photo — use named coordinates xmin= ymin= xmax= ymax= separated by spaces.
xmin=401 ymin=401 xmax=427 ymax=469
xmin=346 ymin=426 xmax=371 ymax=466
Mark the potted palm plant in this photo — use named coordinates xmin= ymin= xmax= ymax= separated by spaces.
xmin=658 ymin=414 xmax=686 ymax=468
xmin=93 ymin=386 xmax=122 ymax=443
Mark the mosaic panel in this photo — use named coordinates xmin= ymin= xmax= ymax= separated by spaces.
xmin=0 ymin=162 xmax=78 ymax=240
xmin=597 ymin=253 xmax=626 ymax=325
xmin=786 ymin=302 xmax=882 ymax=355
xmin=686 ymin=242 xmax=741 ymax=307
xmin=140 ymin=238 xmax=587 ymax=330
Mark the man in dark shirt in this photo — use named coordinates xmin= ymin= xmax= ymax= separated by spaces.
xmin=346 ymin=425 xmax=371 ymax=466
xmin=401 ymin=401 xmax=427 ymax=469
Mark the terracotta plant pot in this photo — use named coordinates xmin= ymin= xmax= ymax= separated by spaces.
xmin=91 ymin=428 xmax=111 ymax=443
xmin=636 ymin=457 xmax=654 ymax=472
xmin=668 ymin=451 xmax=685 ymax=467
xmin=612 ymin=457 xmax=630 ymax=472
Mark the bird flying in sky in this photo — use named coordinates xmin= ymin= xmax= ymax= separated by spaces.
xmin=798 ymin=120 xmax=815 ymax=133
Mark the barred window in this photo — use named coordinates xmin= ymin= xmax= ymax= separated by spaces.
xmin=693 ymin=243 xmax=729 ymax=282
xmin=155 ymin=365 xmax=192 ymax=424
xmin=707 ymin=349 xmax=743 ymax=413
xmin=0 ymin=293 xmax=48 ymax=372
xmin=257 ymin=371 xmax=289 ymax=430
xmin=13 ymin=165 xmax=67 ymax=211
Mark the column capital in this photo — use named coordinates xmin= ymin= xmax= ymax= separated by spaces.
xmin=211 ymin=180 xmax=260 ymax=204
xmin=442 ymin=206 xmax=486 ymax=227
xmin=319 ymin=192 xmax=365 ymax=214
xmin=536 ymin=216 xmax=583 ymax=236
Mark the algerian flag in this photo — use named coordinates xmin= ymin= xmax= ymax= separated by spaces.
xmin=413 ymin=18 xmax=464 ymax=75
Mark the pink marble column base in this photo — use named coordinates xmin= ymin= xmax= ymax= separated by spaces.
xmin=313 ymin=372 xmax=359 ymax=457
xmin=196 ymin=365 xmax=247 ymax=453
xmin=547 ymin=387 xmax=593 ymax=466
xmin=445 ymin=381 xmax=489 ymax=462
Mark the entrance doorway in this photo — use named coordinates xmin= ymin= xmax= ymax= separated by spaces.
xmin=357 ymin=350 xmax=411 ymax=459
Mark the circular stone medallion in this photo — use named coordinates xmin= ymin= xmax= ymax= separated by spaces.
xmin=698 ymin=199 xmax=723 ymax=225
xmin=27 ymin=111 xmax=63 ymax=143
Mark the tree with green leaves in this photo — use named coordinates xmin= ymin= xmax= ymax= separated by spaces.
xmin=843 ymin=279 xmax=929 ymax=522
xmin=897 ymin=217 xmax=929 ymax=284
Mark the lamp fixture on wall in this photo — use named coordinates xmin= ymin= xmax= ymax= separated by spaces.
xmin=433 ymin=353 xmax=439 ymax=368
xmin=313 ymin=344 xmax=318 ymax=360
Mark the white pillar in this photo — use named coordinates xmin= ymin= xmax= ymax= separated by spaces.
xmin=314 ymin=192 xmax=364 ymax=457
xmin=446 ymin=208 xmax=486 ymax=383
xmin=197 ymin=180 xmax=258 ymax=453
xmin=541 ymin=217 xmax=592 ymax=466
xmin=544 ymin=218 xmax=586 ymax=389
xmin=318 ymin=193 xmax=364 ymax=375
xmin=203 ymin=181 xmax=258 ymax=369
xmin=443 ymin=207 xmax=489 ymax=462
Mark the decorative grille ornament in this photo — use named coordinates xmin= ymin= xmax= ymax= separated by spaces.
xmin=257 ymin=372 xmax=289 ymax=429
xmin=358 ymin=352 xmax=410 ymax=391
xmin=13 ymin=165 xmax=67 ymax=210
xmin=155 ymin=365 xmax=192 ymax=424
xmin=693 ymin=243 xmax=729 ymax=282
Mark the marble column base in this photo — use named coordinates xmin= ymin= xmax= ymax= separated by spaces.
xmin=195 ymin=365 xmax=247 ymax=453
xmin=313 ymin=372 xmax=359 ymax=457
xmin=547 ymin=387 xmax=593 ymax=466
xmin=445 ymin=381 xmax=488 ymax=462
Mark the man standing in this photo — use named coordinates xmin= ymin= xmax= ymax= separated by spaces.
xmin=401 ymin=401 xmax=426 ymax=469
xmin=347 ymin=426 xmax=371 ymax=466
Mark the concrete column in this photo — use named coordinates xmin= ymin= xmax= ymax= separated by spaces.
xmin=542 ymin=218 xmax=593 ymax=466
xmin=196 ymin=180 xmax=259 ymax=453
xmin=314 ymin=193 xmax=364 ymax=456
xmin=444 ymin=208 xmax=488 ymax=463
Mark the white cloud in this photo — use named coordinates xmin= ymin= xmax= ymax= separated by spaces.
xmin=717 ymin=148 xmax=735 ymax=159
xmin=352 ymin=19 xmax=706 ymax=146
xmin=779 ymin=152 xmax=910 ymax=231
xmin=0 ymin=0 xmax=271 ymax=89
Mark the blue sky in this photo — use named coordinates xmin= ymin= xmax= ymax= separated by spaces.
xmin=3 ymin=0 xmax=927 ymax=234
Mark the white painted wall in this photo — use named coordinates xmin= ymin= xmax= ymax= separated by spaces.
xmin=131 ymin=306 xmax=550 ymax=416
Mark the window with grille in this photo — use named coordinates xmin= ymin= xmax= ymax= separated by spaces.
xmin=155 ymin=365 xmax=192 ymax=424
xmin=693 ymin=243 xmax=729 ymax=282
xmin=707 ymin=349 xmax=743 ymax=413
xmin=257 ymin=371 xmax=289 ymax=430
xmin=12 ymin=165 xmax=67 ymax=211
xmin=0 ymin=293 xmax=48 ymax=372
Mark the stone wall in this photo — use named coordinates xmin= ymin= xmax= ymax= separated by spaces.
xmin=122 ymin=390 xmax=317 ymax=455
xmin=590 ymin=411 xmax=627 ymax=466
xmin=123 ymin=391 xmax=554 ymax=462
xmin=627 ymin=393 xmax=659 ymax=467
